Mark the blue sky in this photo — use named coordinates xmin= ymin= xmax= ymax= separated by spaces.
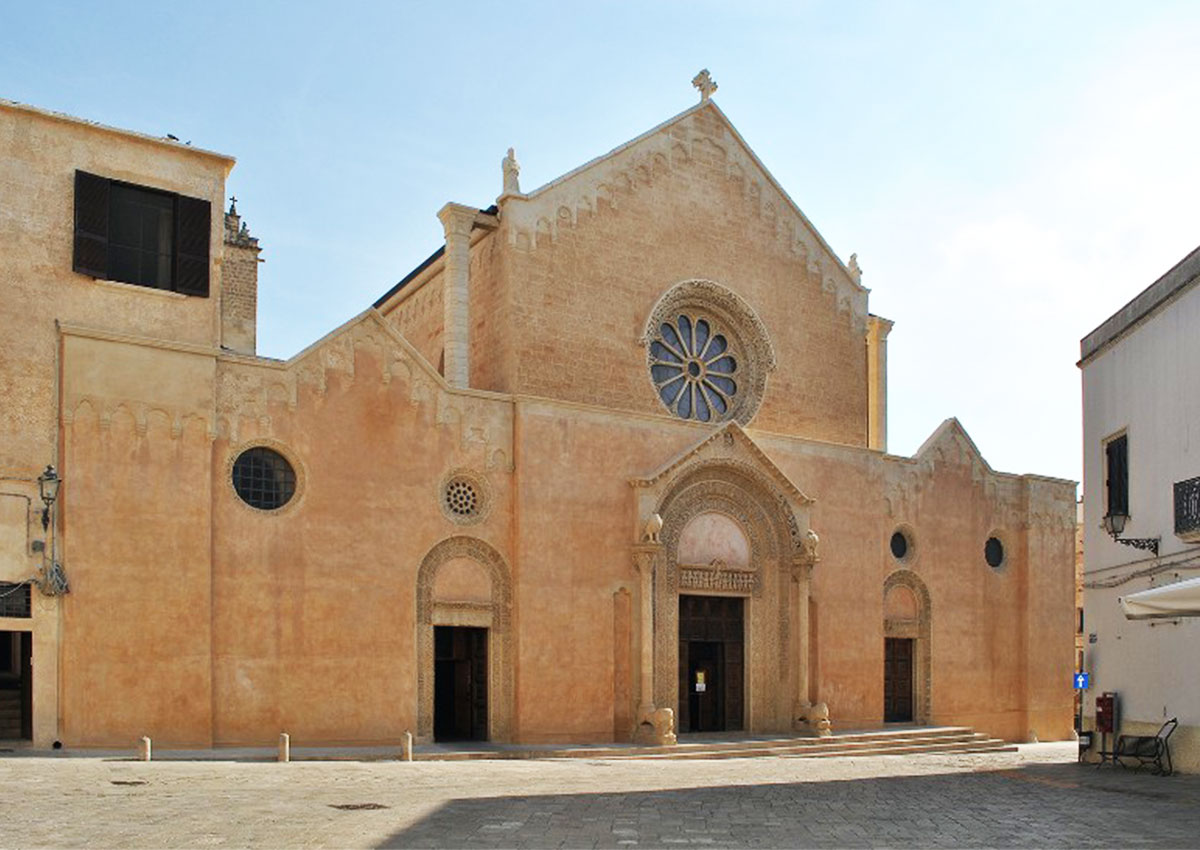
xmin=5 ymin=1 xmax=1200 ymax=484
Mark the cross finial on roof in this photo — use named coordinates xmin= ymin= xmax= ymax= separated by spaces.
xmin=228 ymin=196 xmax=238 ymax=216
xmin=692 ymin=69 xmax=718 ymax=102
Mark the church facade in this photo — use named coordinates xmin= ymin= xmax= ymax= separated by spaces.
xmin=0 ymin=81 xmax=1076 ymax=749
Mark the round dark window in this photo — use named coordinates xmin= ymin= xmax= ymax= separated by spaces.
xmin=890 ymin=531 xmax=909 ymax=560
xmin=232 ymin=447 xmax=296 ymax=510
xmin=985 ymin=536 xmax=1005 ymax=568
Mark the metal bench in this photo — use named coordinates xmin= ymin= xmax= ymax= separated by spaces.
xmin=1115 ymin=717 xmax=1177 ymax=776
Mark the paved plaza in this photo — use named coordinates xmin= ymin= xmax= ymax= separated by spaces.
xmin=3 ymin=743 xmax=1200 ymax=848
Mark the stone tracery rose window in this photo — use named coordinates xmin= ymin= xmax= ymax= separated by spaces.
xmin=643 ymin=279 xmax=775 ymax=425
xmin=650 ymin=314 xmax=738 ymax=422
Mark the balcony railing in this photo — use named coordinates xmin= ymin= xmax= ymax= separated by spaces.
xmin=1175 ymin=476 xmax=1200 ymax=541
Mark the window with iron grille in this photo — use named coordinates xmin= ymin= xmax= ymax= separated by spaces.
xmin=232 ymin=447 xmax=296 ymax=511
xmin=0 ymin=583 xmax=31 ymax=618
xmin=73 ymin=170 xmax=210 ymax=296
xmin=1175 ymin=475 xmax=1200 ymax=539
xmin=1105 ymin=434 xmax=1129 ymax=518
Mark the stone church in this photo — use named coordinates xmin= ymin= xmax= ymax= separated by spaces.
xmin=0 ymin=75 xmax=1076 ymax=749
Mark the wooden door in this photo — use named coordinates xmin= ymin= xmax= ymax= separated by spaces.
xmin=884 ymin=637 xmax=914 ymax=722
xmin=678 ymin=596 xmax=745 ymax=732
xmin=468 ymin=628 xmax=488 ymax=741
xmin=434 ymin=626 xmax=489 ymax=741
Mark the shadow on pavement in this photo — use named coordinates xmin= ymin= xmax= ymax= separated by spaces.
xmin=377 ymin=761 xmax=1200 ymax=849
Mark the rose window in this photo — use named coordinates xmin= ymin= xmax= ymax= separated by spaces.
xmin=649 ymin=314 xmax=738 ymax=422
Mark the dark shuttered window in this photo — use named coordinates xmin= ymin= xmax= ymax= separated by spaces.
xmin=72 ymin=170 xmax=210 ymax=297
xmin=1105 ymin=434 xmax=1129 ymax=518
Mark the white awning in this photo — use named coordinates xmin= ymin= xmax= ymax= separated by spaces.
xmin=1120 ymin=576 xmax=1200 ymax=619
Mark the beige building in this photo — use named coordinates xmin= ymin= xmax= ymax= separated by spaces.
xmin=0 ymin=79 xmax=1076 ymax=750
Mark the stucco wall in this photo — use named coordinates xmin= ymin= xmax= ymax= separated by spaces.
xmin=0 ymin=102 xmax=231 ymax=746
xmin=1081 ymin=277 xmax=1200 ymax=770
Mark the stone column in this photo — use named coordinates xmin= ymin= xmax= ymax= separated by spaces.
xmin=793 ymin=559 xmax=811 ymax=716
xmin=437 ymin=203 xmax=477 ymax=389
xmin=632 ymin=545 xmax=659 ymax=716
xmin=632 ymin=543 xmax=674 ymax=745
xmin=793 ymin=538 xmax=830 ymax=736
xmin=866 ymin=316 xmax=894 ymax=452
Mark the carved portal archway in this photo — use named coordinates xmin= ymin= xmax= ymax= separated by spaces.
xmin=883 ymin=569 xmax=932 ymax=724
xmin=415 ymin=536 xmax=514 ymax=742
xmin=650 ymin=459 xmax=809 ymax=733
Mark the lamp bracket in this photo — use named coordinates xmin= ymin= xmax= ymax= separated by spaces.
xmin=1110 ymin=534 xmax=1159 ymax=556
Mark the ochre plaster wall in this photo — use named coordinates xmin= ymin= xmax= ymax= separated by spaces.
xmin=206 ymin=322 xmax=513 ymax=747
xmin=0 ymin=103 xmax=229 ymax=477
xmin=16 ymin=98 xmax=1077 ymax=751
xmin=0 ymin=102 xmax=230 ymax=746
xmin=509 ymin=399 xmax=1074 ymax=744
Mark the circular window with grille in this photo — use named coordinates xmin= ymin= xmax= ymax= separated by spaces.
xmin=440 ymin=471 xmax=489 ymax=524
xmin=444 ymin=479 xmax=478 ymax=517
xmin=231 ymin=446 xmax=297 ymax=511
xmin=649 ymin=314 xmax=738 ymax=422
xmin=642 ymin=279 xmax=775 ymax=425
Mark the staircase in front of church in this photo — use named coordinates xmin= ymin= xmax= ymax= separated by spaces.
xmin=419 ymin=726 xmax=1015 ymax=761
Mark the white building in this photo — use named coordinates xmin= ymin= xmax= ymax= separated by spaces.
xmin=1080 ymin=245 xmax=1200 ymax=773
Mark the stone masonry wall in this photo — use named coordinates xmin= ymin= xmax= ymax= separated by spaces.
xmin=497 ymin=104 xmax=871 ymax=445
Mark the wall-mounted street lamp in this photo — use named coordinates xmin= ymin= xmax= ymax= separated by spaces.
xmin=1103 ymin=510 xmax=1159 ymax=557
xmin=35 ymin=464 xmax=69 ymax=596
xmin=37 ymin=465 xmax=60 ymax=531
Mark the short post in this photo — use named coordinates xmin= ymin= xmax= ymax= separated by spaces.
xmin=402 ymin=730 xmax=413 ymax=762
xmin=138 ymin=736 xmax=151 ymax=762
xmin=278 ymin=732 xmax=290 ymax=763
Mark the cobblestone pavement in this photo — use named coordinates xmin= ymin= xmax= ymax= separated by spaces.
xmin=3 ymin=743 xmax=1200 ymax=848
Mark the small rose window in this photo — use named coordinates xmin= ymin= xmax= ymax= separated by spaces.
xmin=649 ymin=314 xmax=738 ymax=422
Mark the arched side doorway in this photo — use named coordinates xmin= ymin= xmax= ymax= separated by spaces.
xmin=652 ymin=459 xmax=806 ymax=734
xmin=415 ymin=536 xmax=513 ymax=742
xmin=882 ymin=569 xmax=932 ymax=724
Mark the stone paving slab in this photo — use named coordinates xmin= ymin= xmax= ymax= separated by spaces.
xmin=3 ymin=743 xmax=1200 ymax=848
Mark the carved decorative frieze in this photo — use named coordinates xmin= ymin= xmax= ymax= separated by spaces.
xmin=680 ymin=566 xmax=758 ymax=593
xmin=499 ymin=109 xmax=868 ymax=324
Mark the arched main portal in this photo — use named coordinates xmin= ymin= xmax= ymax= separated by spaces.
xmin=650 ymin=459 xmax=810 ymax=734
xmin=415 ymin=536 xmax=514 ymax=742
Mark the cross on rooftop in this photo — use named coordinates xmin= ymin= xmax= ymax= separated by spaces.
xmin=692 ymin=69 xmax=717 ymax=101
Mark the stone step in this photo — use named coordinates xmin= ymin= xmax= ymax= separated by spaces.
xmin=413 ymin=726 xmax=1012 ymax=762
xmin=602 ymin=733 xmax=1003 ymax=761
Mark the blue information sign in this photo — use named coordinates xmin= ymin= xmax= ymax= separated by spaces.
xmin=1073 ymin=672 xmax=1090 ymax=690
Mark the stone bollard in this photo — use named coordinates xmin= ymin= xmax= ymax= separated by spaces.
xmin=278 ymin=732 xmax=290 ymax=763
xmin=402 ymin=730 xmax=413 ymax=762
xmin=138 ymin=736 xmax=151 ymax=762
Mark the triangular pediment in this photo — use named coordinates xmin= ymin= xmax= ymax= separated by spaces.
xmin=631 ymin=421 xmax=814 ymax=505
xmin=914 ymin=417 xmax=993 ymax=474
xmin=500 ymin=98 xmax=866 ymax=304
